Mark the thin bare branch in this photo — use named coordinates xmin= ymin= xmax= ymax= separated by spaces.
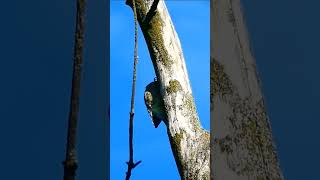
xmin=125 ymin=0 xmax=141 ymax=179
xmin=62 ymin=0 xmax=86 ymax=180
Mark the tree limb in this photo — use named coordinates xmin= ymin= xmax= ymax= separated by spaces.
xmin=211 ymin=0 xmax=283 ymax=179
xmin=127 ymin=0 xmax=210 ymax=179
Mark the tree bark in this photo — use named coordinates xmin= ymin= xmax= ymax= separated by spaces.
xmin=211 ymin=0 xmax=284 ymax=179
xmin=126 ymin=0 xmax=210 ymax=179
xmin=63 ymin=0 xmax=86 ymax=180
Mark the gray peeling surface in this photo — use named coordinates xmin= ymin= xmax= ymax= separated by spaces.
xmin=211 ymin=0 xmax=283 ymax=179
xmin=135 ymin=0 xmax=210 ymax=179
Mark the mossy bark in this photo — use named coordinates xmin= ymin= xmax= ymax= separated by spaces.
xmin=211 ymin=0 xmax=283 ymax=179
xmin=127 ymin=0 xmax=210 ymax=179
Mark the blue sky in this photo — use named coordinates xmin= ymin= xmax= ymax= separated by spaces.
xmin=111 ymin=1 xmax=210 ymax=179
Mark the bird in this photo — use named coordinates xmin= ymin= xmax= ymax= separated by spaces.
xmin=144 ymin=79 xmax=166 ymax=128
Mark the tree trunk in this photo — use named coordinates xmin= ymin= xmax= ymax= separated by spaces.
xmin=211 ymin=0 xmax=283 ymax=179
xmin=126 ymin=0 xmax=210 ymax=179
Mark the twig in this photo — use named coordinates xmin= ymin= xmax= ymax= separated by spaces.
xmin=125 ymin=113 xmax=142 ymax=180
xmin=125 ymin=0 xmax=141 ymax=179
xmin=142 ymin=0 xmax=160 ymax=24
xmin=62 ymin=0 xmax=86 ymax=180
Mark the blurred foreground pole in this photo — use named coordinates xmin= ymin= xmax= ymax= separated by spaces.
xmin=211 ymin=0 xmax=283 ymax=179
xmin=62 ymin=0 xmax=86 ymax=180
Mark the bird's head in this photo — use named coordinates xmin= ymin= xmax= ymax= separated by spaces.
xmin=144 ymin=91 xmax=153 ymax=109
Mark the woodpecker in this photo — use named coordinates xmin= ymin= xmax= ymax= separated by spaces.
xmin=144 ymin=79 xmax=166 ymax=128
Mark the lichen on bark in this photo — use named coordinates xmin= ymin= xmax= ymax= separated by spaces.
xmin=211 ymin=0 xmax=283 ymax=179
xmin=168 ymin=130 xmax=185 ymax=178
xmin=127 ymin=0 xmax=210 ymax=179
xmin=211 ymin=55 xmax=282 ymax=178
xmin=211 ymin=57 xmax=234 ymax=99
xmin=166 ymin=79 xmax=182 ymax=94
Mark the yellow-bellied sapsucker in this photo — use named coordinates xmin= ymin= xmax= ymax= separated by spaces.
xmin=144 ymin=79 xmax=166 ymax=128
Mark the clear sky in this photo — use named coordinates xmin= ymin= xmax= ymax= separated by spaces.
xmin=111 ymin=1 xmax=210 ymax=179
